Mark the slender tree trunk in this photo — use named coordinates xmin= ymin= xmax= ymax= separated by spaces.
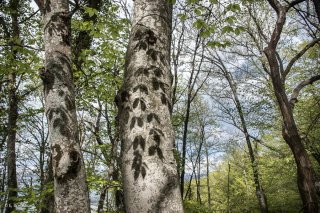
xmin=196 ymin=155 xmax=201 ymax=204
xmin=38 ymin=155 xmax=55 ymax=213
xmin=6 ymin=0 xmax=20 ymax=211
xmin=118 ymin=0 xmax=183 ymax=212
xmin=97 ymin=184 xmax=107 ymax=213
xmin=196 ymin=125 xmax=204 ymax=204
xmin=184 ymin=125 xmax=205 ymax=201
xmin=205 ymin=144 xmax=211 ymax=207
xmin=39 ymin=0 xmax=91 ymax=211
xmin=227 ymin=162 xmax=230 ymax=213
xmin=220 ymin=62 xmax=268 ymax=213
xmin=180 ymin=98 xmax=191 ymax=198
xmin=180 ymin=34 xmax=201 ymax=198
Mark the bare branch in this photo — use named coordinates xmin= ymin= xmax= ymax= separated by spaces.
xmin=290 ymin=75 xmax=320 ymax=107
xmin=284 ymin=38 xmax=320 ymax=78
xmin=287 ymin=0 xmax=306 ymax=9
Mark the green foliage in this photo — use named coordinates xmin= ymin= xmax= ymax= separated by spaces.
xmin=184 ymin=200 xmax=214 ymax=213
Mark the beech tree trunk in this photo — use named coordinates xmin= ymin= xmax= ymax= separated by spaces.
xmin=38 ymin=0 xmax=90 ymax=211
xmin=117 ymin=0 xmax=183 ymax=212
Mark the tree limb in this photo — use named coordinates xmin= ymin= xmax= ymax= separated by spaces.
xmin=290 ymin=75 xmax=320 ymax=107
xmin=267 ymin=0 xmax=281 ymax=14
xmin=287 ymin=0 xmax=306 ymax=9
xmin=284 ymin=38 xmax=320 ymax=78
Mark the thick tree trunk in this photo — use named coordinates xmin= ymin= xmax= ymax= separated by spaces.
xmin=6 ymin=0 xmax=20 ymax=211
xmin=118 ymin=0 xmax=183 ymax=212
xmin=264 ymin=47 xmax=318 ymax=213
xmin=39 ymin=0 xmax=90 ymax=211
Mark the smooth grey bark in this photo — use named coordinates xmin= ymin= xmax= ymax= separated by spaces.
xmin=117 ymin=0 xmax=184 ymax=212
xmin=37 ymin=0 xmax=91 ymax=211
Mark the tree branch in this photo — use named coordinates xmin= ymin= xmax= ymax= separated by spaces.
xmin=267 ymin=0 xmax=281 ymax=14
xmin=290 ymin=75 xmax=320 ymax=107
xmin=287 ymin=0 xmax=306 ymax=9
xmin=283 ymin=38 xmax=320 ymax=78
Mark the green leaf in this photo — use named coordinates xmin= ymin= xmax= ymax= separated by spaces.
xmin=178 ymin=13 xmax=188 ymax=21
xmin=194 ymin=8 xmax=201 ymax=16
xmin=193 ymin=19 xmax=206 ymax=30
xmin=221 ymin=26 xmax=233 ymax=34
xmin=200 ymin=30 xmax=211 ymax=38
xmin=209 ymin=0 xmax=218 ymax=4
xmin=227 ymin=3 xmax=241 ymax=12
xmin=187 ymin=0 xmax=199 ymax=3
xmin=225 ymin=16 xmax=236 ymax=24
xmin=84 ymin=7 xmax=98 ymax=17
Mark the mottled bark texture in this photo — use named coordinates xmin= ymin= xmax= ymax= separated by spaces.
xmin=39 ymin=0 xmax=90 ymax=211
xmin=118 ymin=0 xmax=184 ymax=212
